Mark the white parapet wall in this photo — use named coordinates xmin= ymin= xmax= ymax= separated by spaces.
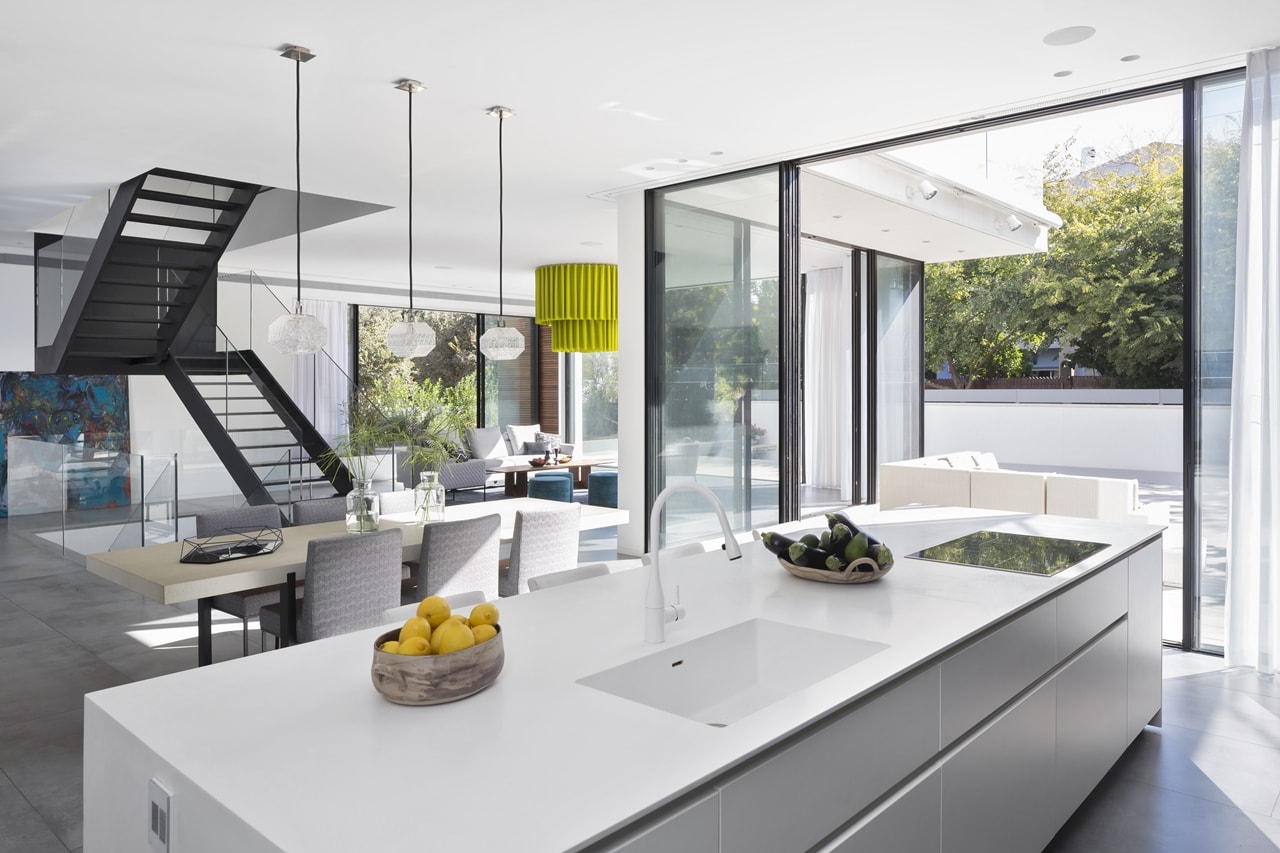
xmin=924 ymin=391 xmax=1183 ymax=477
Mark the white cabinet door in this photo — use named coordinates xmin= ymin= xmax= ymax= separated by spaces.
xmin=819 ymin=768 xmax=941 ymax=853
xmin=940 ymin=680 xmax=1057 ymax=853
xmin=1054 ymin=622 xmax=1128 ymax=828
xmin=596 ymin=789 xmax=720 ymax=853
xmin=719 ymin=666 xmax=941 ymax=853
xmin=940 ymin=602 xmax=1056 ymax=746
xmin=1056 ymin=558 xmax=1127 ymax=661
xmin=1127 ymin=542 xmax=1163 ymax=736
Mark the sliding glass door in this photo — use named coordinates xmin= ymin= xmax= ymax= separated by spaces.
xmin=649 ymin=169 xmax=781 ymax=547
xmin=874 ymin=254 xmax=924 ymax=473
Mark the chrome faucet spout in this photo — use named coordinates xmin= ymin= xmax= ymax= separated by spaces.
xmin=646 ymin=482 xmax=742 ymax=643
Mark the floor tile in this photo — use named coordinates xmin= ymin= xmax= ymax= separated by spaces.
xmin=1160 ymin=677 xmax=1280 ymax=750
xmin=0 ymin=636 xmax=128 ymax=729
xmin=0 ymin=710 xmax=84 ymax=850
xmin=1047 ymin=770 xmax=1280 ymax=852
xmin=0 ymin=773 xmax=70 ymax=853
xmin=1113 ymin=722 xmax=1280 ymax=816
xmin=0 ymin=597 xmax=63 ymax=651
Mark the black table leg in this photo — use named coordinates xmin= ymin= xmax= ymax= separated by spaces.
xmin=197 ymin=597 xmax=213 ymax=666
xmin=280 ymin=571 xmax=297 ymax=648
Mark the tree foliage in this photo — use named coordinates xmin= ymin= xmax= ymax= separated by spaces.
xmin=925 ymin=139 xmax=1190 ymax=389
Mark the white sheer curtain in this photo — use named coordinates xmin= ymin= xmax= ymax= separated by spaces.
xmin=290 ymin=298 xmax=351 ymax=442
xmin=803 ymin=267 xmax=852 ymax=501
xmin=1226 ymin=47 xmax=1280 ymax=673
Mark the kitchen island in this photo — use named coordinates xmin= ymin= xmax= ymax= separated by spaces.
xmin=84 ymin=506 xmax=1164 ymax=852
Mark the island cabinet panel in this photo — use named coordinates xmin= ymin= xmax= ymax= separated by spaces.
xmin=940 ymin=680 xmax=1058 ymax=853
xmin=717 ymin=665 xmax=941 ymax=853
xmin=817 ymin=767 xmax=942 ymax=853
xmin=939 ymin=602 xmax=1056 ymax=746
xmin=1055 ymin=557 xmax=1127 ymax=661
xmin=594 ymin=788 xmax=720 ymax=853
xmin=1127 ymin=542 xmax=1163 ymax=735
xmin=1053 ymin=623 xmax=1128 ymax=829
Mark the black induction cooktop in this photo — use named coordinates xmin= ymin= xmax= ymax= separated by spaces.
xmin=909 ymin=530 xmax=1109 ymax=576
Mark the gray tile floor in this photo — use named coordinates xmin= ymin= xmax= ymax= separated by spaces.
xmin=1 ymin=501 xmax=1277 ymax=853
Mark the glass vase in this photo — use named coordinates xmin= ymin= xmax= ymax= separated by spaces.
xmin=414 ymin=471 xmax=446 ymax=524
xmin=345 ymin=479 xmax=380 ymax=534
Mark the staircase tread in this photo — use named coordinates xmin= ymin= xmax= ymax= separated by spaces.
xmin=126 ymin=213 xmax=230 ymax=231
xmin=146 ymin=169 xmax=260 ymax=191
xmin=79 ymin=317 xmax=176 ymax=325
xmin=115 ymin=235 xmax=220 ymax=251
xmin=104 ymin=259 xmax=206 ymax=271
xmin=135 ymin=189 xmax=241 ymax=210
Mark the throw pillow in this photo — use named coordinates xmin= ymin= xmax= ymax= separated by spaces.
xmin=465 ymin=426 xmax=505 ymax=460
xmin=534 ymin=431 xmax=561 ymax=448
xmin=505 ymin=423 xmax=541 ymax=455
xmin=524 ymin=440 xmax=551 ymax=454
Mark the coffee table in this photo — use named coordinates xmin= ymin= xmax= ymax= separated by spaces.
xmin=488 ymin=457 xmax=614 ymax=497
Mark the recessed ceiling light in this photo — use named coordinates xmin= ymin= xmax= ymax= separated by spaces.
xmin=1043 ymin=26 xmax=1096 ymax=46
xmin=676 ymin=158 xmax=688 ymax=163
xmin=957 ymin=249 xmax=966 ymax=253
xmin=922 ymin=239 xmax=932 ymax=244
xmin=881 ymin=228 xmax=891 ymax=233
xmin=581 ymin=241 xmax=603 ymax=246
xmin=643 ymin=166 xmax=655 ymax=171
xmin=1120 ymin=54 xmax=1141 ymax=62
xmin=434 ymin=265 xmax=452 ymax=270
xmin=832 ymin=214 xmax=842 ymax=219
xmin=1054 ymin=70 xmax=1074 ymax=78
xmin=709 ymin=150 xmax=724 ymax=156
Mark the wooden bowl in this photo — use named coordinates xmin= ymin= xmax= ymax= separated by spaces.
xmin=370 ymin=625 xmax=504 ymax=705
xmin=779 ymin=556 xmax=891 ymax=584
xmin=529 ymin=457 xmax=547 ymax=467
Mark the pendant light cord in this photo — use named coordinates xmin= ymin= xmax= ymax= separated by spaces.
xmin=294 ymin=54 xmax=302 ymax=313
xmin=497 ymin=111 xmax=504 ymax=321
xmin=407 ymin=88 xmax=415 ymax=314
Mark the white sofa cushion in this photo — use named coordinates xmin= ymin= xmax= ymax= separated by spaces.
xmin=1045 ymin=473 xmax=1139 ymax=524
xmin=969 ymin=469 xmax=1046 ymax=514
xmin=465 ymin=426 xmax=505 ymax=460
xmin=504 ymin=423 xmax=541 ymax=455
xmin=878 ymin=462 xmax=972 ymax=510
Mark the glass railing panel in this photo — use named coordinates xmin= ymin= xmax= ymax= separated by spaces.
xmin=108 ymin=453 xmax=180 ymax=551
xmin=35 ymin=187 xmax=113 ymax=346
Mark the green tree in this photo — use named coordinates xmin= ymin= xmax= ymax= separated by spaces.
xmin=924 ymin=254 xmax=1052 ymax=388
xmin=1035 ymin=142 xmax=1184 ymax=387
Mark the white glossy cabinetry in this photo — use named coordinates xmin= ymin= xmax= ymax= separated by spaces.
xmin=1127 ymin=542 xmax=1163 ymax=734
xmin=940 ymin=681 xmax=1059 ymax=853
xmin=717 ymin=666 xmax=940 ymax=853
xmin=600 ymin=789 xmax=720 ymax=853
xmin=819 ymin=769 xmax=942 ymax=853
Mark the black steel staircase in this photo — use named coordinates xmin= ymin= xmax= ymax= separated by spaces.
xmin=166 ymin=351 xmax=351 ymax=507
xmin=35 ymin=167 xmax=351 ymax=509
xmin=36 ymin=169 xmax=259 ymax=374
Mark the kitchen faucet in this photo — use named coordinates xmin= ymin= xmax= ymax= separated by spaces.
xmin=646 ymin=482 xmax=742 ymax=643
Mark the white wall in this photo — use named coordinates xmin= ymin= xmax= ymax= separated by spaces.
xmin=0 ymin=258 xmax=34 ymax=371
xmin=616 ymin=191 xmax=647 ymax=558
xmin=925 ymin=402 xmax=1182 ymax=475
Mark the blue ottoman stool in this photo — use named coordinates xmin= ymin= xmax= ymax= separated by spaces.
xmin=528 ymin=472 xmax=572 ymax=502
xmin=588 ymin=470 xmax=618 ymax=508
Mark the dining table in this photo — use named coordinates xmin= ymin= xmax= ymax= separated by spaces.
xmin=84 ymin=497 xmax=629 ymax=666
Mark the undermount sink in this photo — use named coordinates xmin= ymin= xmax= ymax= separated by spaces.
xmin=577 ymin=618 xmax=889 ymax=727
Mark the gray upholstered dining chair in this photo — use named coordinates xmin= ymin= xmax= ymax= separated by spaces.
xmin=526 ymin=561 xmax=609 ymax=592
xmin=259 ymin=527 xmax=404 ymax=645
xmin=291 ymin=496 xmax=346 ymax=525
xmin=377 ymin=489 xmax=416 ymax=516
xmin=404 ymin=513 xmax=501 ymax=604
xmin=194 ymin=504 xmax=286 ymax=656
xmin=501 ymin=504 xmax=582 ymax=597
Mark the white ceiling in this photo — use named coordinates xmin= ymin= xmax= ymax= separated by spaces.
xmin=1 ymin=1 xmax=1273 ymax=311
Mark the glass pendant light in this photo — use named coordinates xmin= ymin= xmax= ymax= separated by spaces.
xmin=385 ymin=79 xmax=437 ymax=358
xmin=478 ymin=106 xmax=525 ymax=361
xmin=268 ymin=45 xmax=328 ymax=355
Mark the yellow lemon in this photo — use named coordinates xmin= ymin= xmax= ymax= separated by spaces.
xmin=398 ymin=636 xmax=431 ymax=656
xmin=429 ymin=618 xmax=455 ymax=653
xmin=471 ymin=624 xmax=497 ymax=644
xmin=380 ymin=640 xmax=401 ymax=654
xmin=437 ymin=620 xmax=476 ymax=655
xmin=470 ymin=602 xmax=500 ymax=628
xmin=454 ymin=614 xmax=471 ymax=628
xmin=417 ymin=596 xmax=451 ymax=628
xmin=398 ymin=616 xmax=431 ymax=644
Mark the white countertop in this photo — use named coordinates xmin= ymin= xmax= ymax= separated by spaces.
xmin=85 ymin=506 xmax=1162 ymax=852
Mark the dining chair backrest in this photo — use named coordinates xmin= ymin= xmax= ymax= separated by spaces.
xmin=291 ymin=496 xmax=346 ymax=526
xmin=378 ymin=489 xmax=416 ymax=516
xmin=299 ymin=527 xmax=404 ymax=643
xmin=195 ymin=504 xmax=283 ymax=537
xmin=526 ymin=561 xmax=609 ymax=592
xmin=415 ymin=514 xmax=502 ymax=601
xmin=502 ymin=504 xmax=582 ymax=596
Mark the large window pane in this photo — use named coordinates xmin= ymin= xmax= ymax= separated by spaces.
xmin=652 ymin=169 xmax=780 ymax=546
xmin=483 ymin=315 xmax=536 ymax=432
xmin=876 ymin=254 xmax=923 ymax=467
xmin=1193 ymin=74 xmax=1245 ymax=652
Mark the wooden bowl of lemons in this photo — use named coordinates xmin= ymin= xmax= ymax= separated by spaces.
xmin=370 ymin=599 xmax=504 ymax=706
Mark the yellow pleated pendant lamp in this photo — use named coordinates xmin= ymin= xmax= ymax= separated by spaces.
xmin=534 ymin=263 xmax=618 ymax=352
